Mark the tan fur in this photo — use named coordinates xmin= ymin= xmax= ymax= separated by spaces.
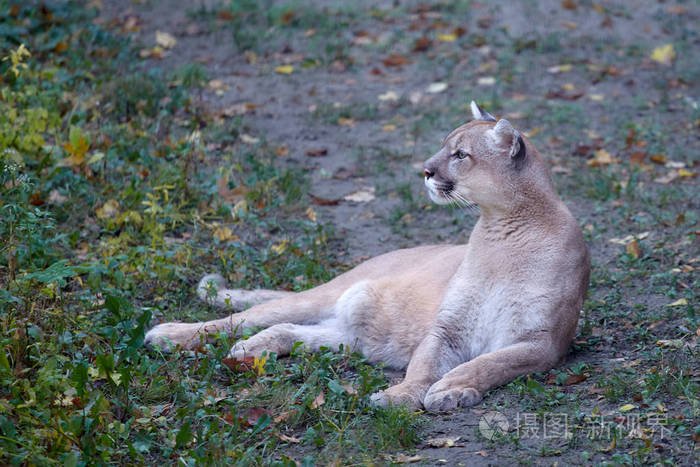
xmin=144 ymin=102 xmax=590 ymax=412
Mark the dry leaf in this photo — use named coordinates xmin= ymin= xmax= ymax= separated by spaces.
xmin=382 ymin=54 xmax=411 ymax=67
xmin=426 ymin=82 xmax=448 ymax=94
xmin=656 ymin=339 xmax=684 ymax=348
xmin=220 ymin=103 xmax=256 ymax=118
xmin=666 ymin=298 xmax=688 ymax=307
xmin=650 ymin=44 xmax=675 ymax=66
xmin=217 ymin=177 xmax=248 ymax=204
xmin=310 ymin=392 xmax=325 ymax=409
xmin=547 ymin=64 xmax=573 ymax=73
xmin=96 ymin=199 xmax=119 ymax=219
xmin=654 ymin=171 xmax=678 ymax=184
xmin=213 ymin=226 xmax=237 ymax=242
xmin=275 ymin=65 xmax=294 ymax=74
xmin=413 ymin=36 xmax=431 ymax=52
xmin=155 ymin=31 xmax=177 ymax=49
xmin=477 ymin=76 xmax=495 ymax=86
xmin=337 ymin=117 xmax=355 ymax=127
xmin=437 ymin=33 xmax=457 ymax=42
xmin=222 ymin=356 xmax=256 ymax=373
xmin=276 ymin=433 xmax=301 ymax=443
xmin=382 ymin=124 xmax=396 ymax=132
xmin=306 ymin=148 xmax=328 ymax=157
xmin=561 ymin=21 xmax=578 ymax=29
xmin=678 ymin=169 xmax=697 ymax=178
xmin=240 ymin=134 xmax=260 ymax=144
xmin=378 ymin=91 xmax=399 ymax=102
xmin=628 ymin=151 xmax=647 ymax=165
xmin=425 ymin=436 xmax=461 ymax=448
xmin=274 ymin=409 xmax=298 ymax=424
xmin=561 ymin=0 xmax=577 ymax=10
xmin=305 ymin=206 xmax=317 ymax=222
xmin=625 ymin=240 xmax=641 ymax=258
xmin=618 ymin=404 xmax=636 ymax=412
xmin=309 ymin=193 xmax=340 ymax=206
xmin=344 ymin=187 xmax=375 ymax=203
xmin=650 ymin=154 xmax=667 ymax=164
xmin=239 ymin=407 xmax=270 ymax=427
xmin=587 ymin=149 xmax=614 ymax=166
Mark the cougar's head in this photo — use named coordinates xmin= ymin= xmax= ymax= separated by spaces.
xmin=423 ymin=101 xmax=550 ymax=212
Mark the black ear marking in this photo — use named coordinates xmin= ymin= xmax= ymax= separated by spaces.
xmin=511 ymin=135 xmax=527 ymax=170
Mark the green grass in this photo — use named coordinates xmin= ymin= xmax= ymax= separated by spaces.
xmin=1 ymin=0 xmax=698 ymax=465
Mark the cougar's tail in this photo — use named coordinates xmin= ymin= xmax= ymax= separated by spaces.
xmin=197 ymin=274 xmax=295 ymax=310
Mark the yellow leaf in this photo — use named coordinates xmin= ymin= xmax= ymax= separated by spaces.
xmin=650 ymin=44 xmax=675 ymax=65
xmin=666 ymin=298 xmax=687 ymax=307
xmin=271 ymin=239 xmax=289 ymax=255
xmin=382 ymin=124 xmax=396 ymax=132
xmin=588 ymin=94 xmax=605 ymax=101
xmin=96 ymin=199 xmax=119 ymax=219
xmin=619 ymin=404 xmax=636 ymax=412
xmin=337 ymin=117 xmax=355 ymax=126
xmin=305 ymin=206 xmax=317 ymax=222
xmin=252 ymin=356 xmax=266 ymax=376
xmin=588 ymin=149 xmax=614 ymax=166
xmin=678 ymin=169 xmax=697 ymax=178
xmin=240 ymin=134 xmax=259 ymax=144
xmin=155 ymin=31 xmax=177 ymax=49
xmin=213 ymin=226 xmax=238 ymax=242
xmin=275 ymin=65 xmax=294 ymax=74
xmin=437 ymin=33 xmax=457 ymax=42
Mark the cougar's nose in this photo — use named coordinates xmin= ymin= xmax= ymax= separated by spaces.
xmin=423 ymin=167 xmax=435 ymax=179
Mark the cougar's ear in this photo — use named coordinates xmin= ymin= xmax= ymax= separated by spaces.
xmin=492 ymin=119 xmax=527 ymax=166
xmin=470 ymin=100 xmax=496 ymax=122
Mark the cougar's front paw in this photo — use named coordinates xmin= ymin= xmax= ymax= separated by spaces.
xmin=369 ymin=383 xmax=426 ymax=410
xmin=423 ymin=382 xmax=482 ymax=412
xmin=144 ymin=322 xmax=205 ymax=352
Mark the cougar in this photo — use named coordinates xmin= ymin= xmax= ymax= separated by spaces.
xmin=144 ymin=102 xmax=590 ymax=412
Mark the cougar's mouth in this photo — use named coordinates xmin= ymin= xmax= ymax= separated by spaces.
xmin=424 ymin=178 xmax=454 ymax=205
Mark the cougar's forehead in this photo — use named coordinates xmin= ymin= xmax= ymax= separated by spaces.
xmin=442 ymin=120 xmax=495 ymax=148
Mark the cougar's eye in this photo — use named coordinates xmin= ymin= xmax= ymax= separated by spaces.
xmin=452 ymin=149 xmax=470 ymax=160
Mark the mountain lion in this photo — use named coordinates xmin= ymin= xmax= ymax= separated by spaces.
xmin=145 ymin=102 xmax=590 ymax=412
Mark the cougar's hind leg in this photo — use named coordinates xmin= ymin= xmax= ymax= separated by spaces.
xmin=197 ymin=274 xmax=296 ymax=309
xmin=145 ymin=275 xmax=339 ymax=352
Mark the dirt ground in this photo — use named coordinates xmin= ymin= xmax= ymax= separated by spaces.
xmin=101 ymin=0 xmax=698 ymax=464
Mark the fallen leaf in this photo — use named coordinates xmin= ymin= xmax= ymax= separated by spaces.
xmin=344 ymin=187 xmax=375 ymax=203
xmin=650 ymin=154 xmax=667 ymax=164
xmin=276 ymin=146 xmax=288 ymax=156
xmin=96 ymin=199 xmax=119 ymax=219
xmin=271 ymin=240 xmax=289 ymax=255
xmin=310 ymin=392 xmax=325 ymax=409
xmin=239 ymin=407 xmax=270 ymax=427
xmin=650 ymin=44 xmax=675 ymax=66
xmin=589 ymin=94 xmax=605 ymax=101
xmin=240 ymin=134 xmax=259 ymax=144
xmin=274 ymin=409 xmax=298 ymax=424
xmin=629 ymin=151 xmax=647 ymax=165
xmin=666 ymin=298 xmax=687 ymax=307
xmin=654 ymin=171 xmax=678 ymax=184
xmin=382 ymin=124 xmax=396 ymax=132
xmin=220 ymin=103 xmax=256 ymax=118
xmin=619 ymin=404 xmax=636 ymax=412
xmin=547 ymin=64 xmax=573 ymax=73
xmin=656 ymin=339 xmax=685 ymax=348
xmin=587 ymin=149 xmax=614 ymax=166
xmin=339 ymin=383 xmax=357 ymax=395
xmin=564 ymin=373 xmax=588 ymax=385
xmin=561 ymin=21 xmax=578 ymax=29
xmin=48 ymin=189 xmax=67 ymax=204
xmin=309 ymin=193 xmax=340 ymax=206
xmin=437 ymin=33 xmax=457 ymax=42
xmin=306 ymin=148 xmax=328 ymax=157
xmin=382 ymin=54 xmax=411 ymax=67
xmin=626 ymin=240 xmax=641 ymax=258
xmin=276 ymin=433 xmax=301 ymax=443
xmin=155 ymin=31 xmax=177 ymax=49
xmin=392 ymin=453 xmax=423 ymax=463
xmin=678 ymin=169 xmax=697 ymax=178
xmin=425 ymin=436 xmax=461 ymax=448
xmin=561 ymin=0 xmax=577 ymax=10
xmin=305 ymin=206 xmax=317 ymax=222
xmin=222 ymin=356 xmax=256 ymax=373
xmin=213 ymin=226 xmax=237 ymax=242
xmin=426 ymin=82 xmax=448 ymax=94
xmin=274 ymin=65 xmax=294 ymax=74
xmin=217 ymin=177 xmax=248 ymax=204
xmin=413 ymin=36 xmax=432 ymax=52
xmin=337 ymin=117 xmax=355 ymax=127
xmin=477 ymin=76 xmax=496 ymax=86
xmin=378 ymin=91 xmax=399 ymax=102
